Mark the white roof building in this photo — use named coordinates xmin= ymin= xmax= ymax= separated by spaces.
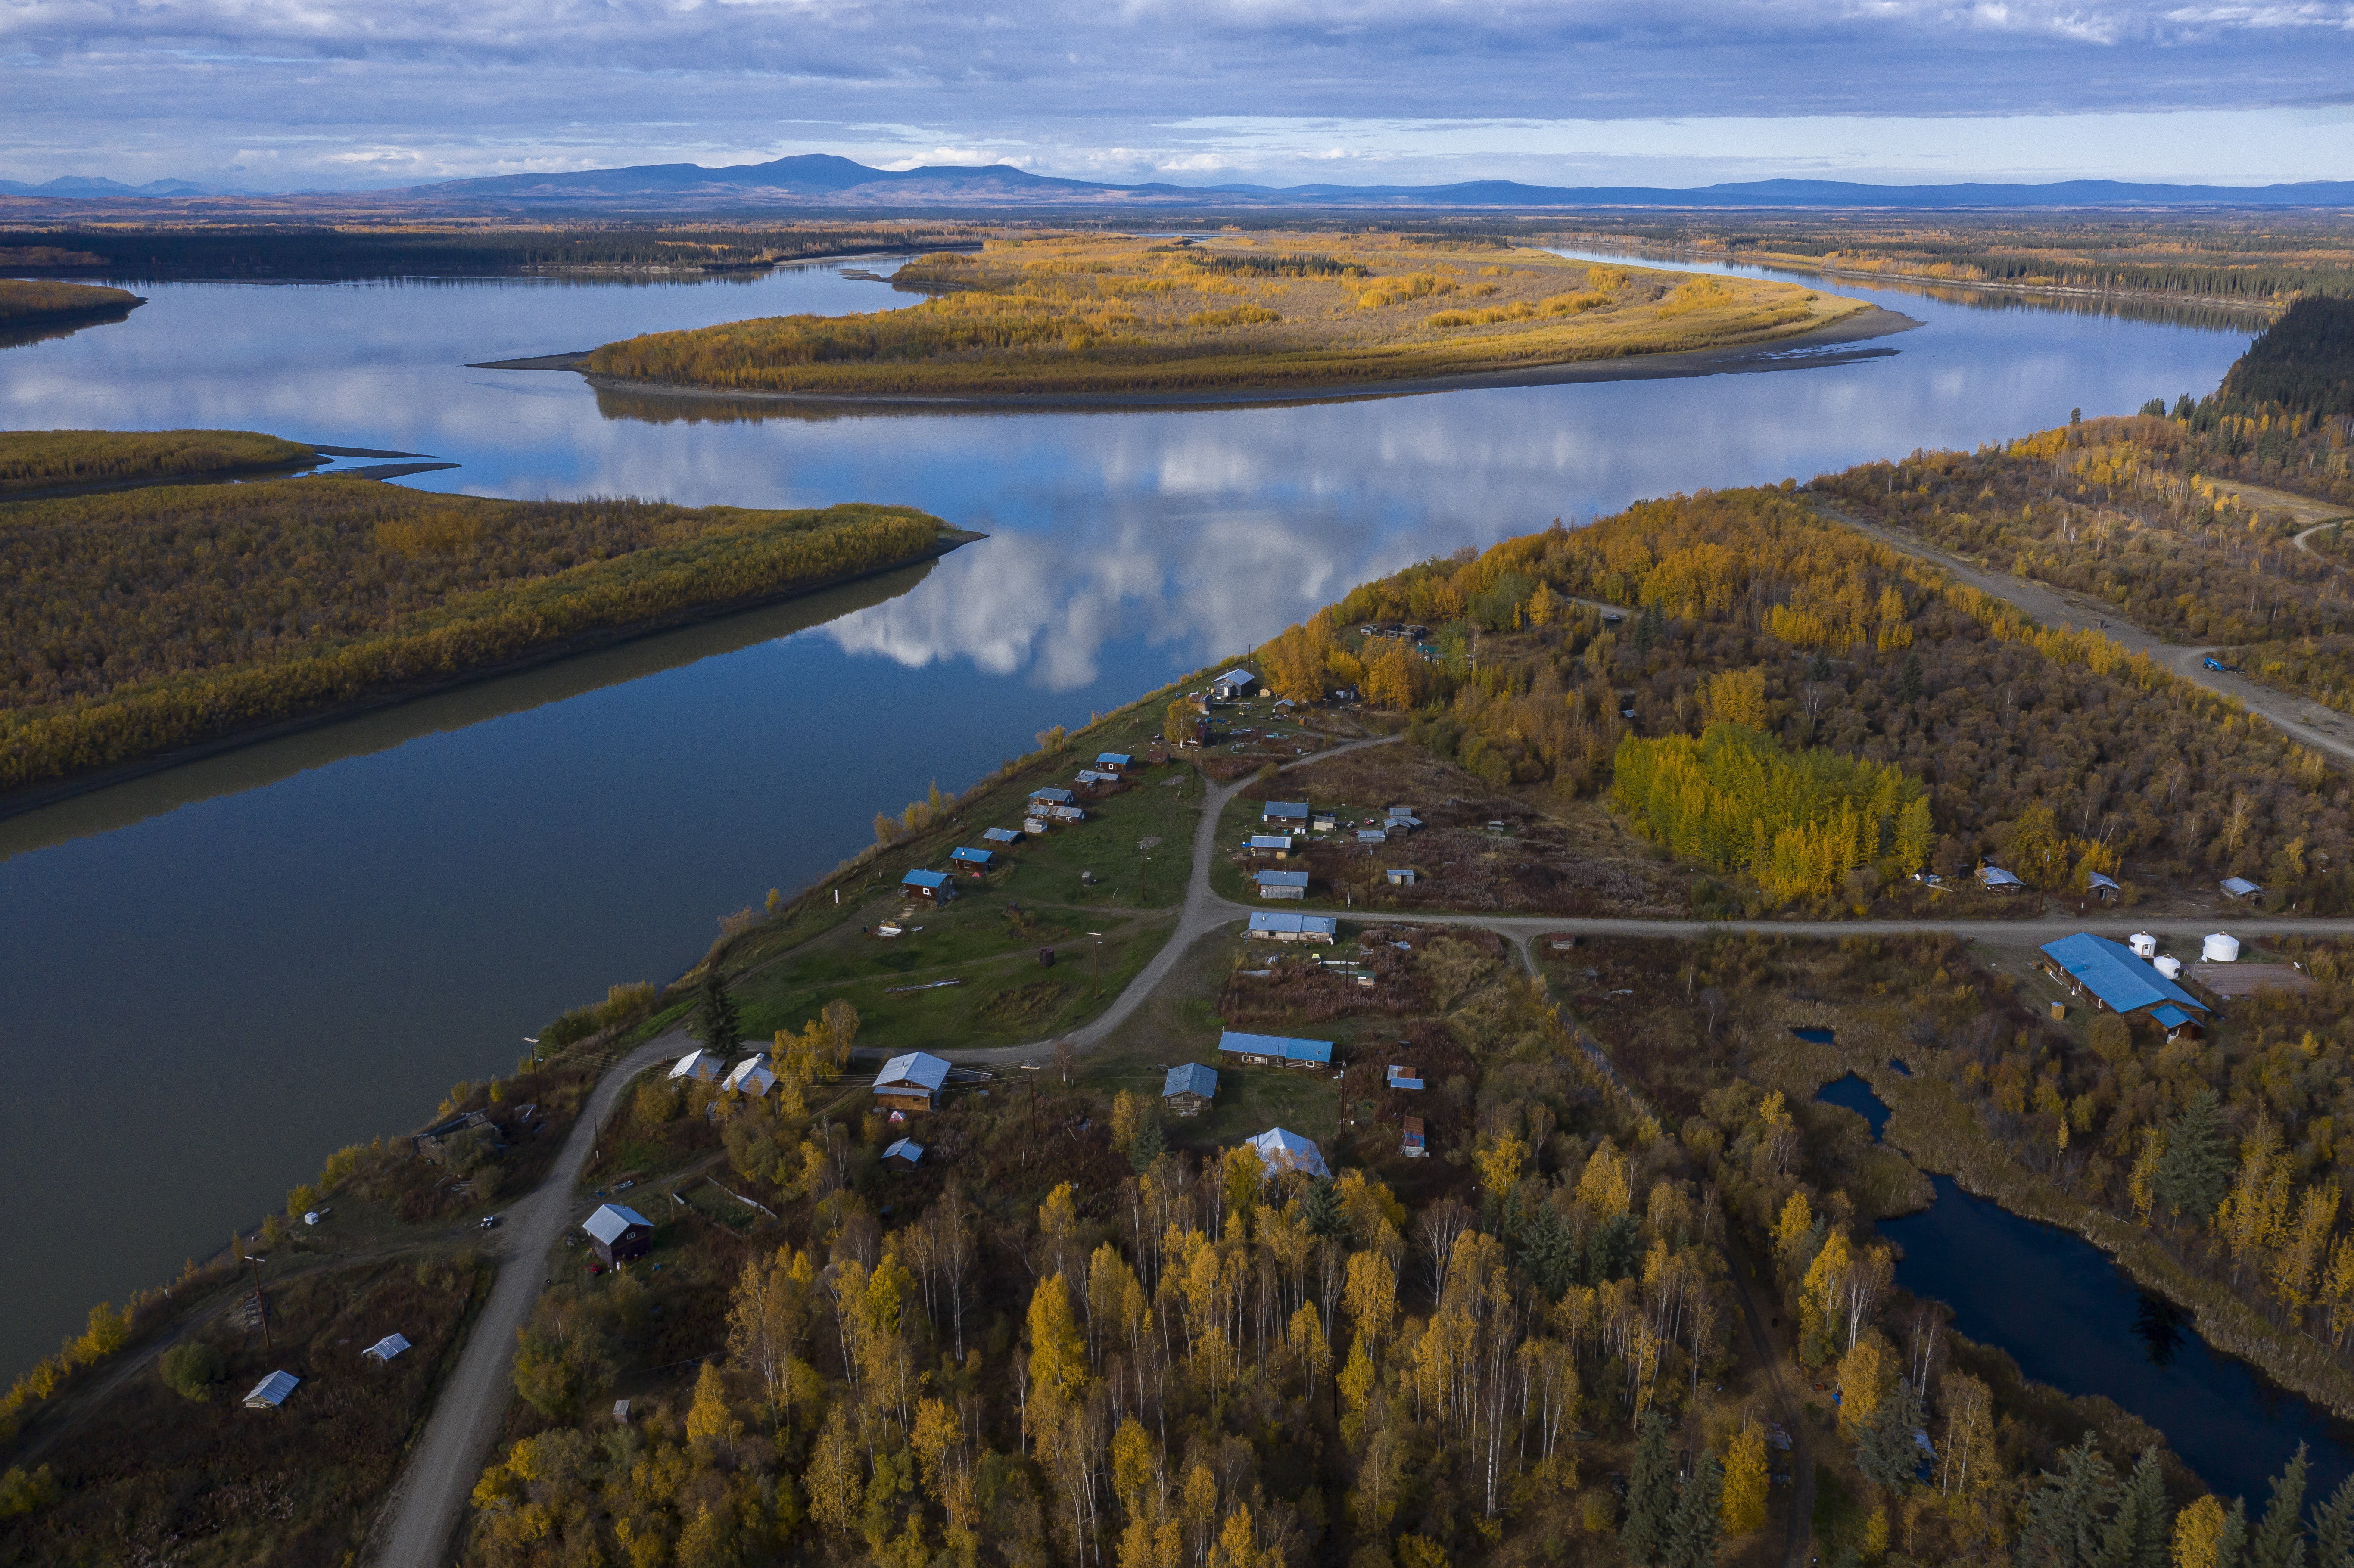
xmin=244 ymin=1370 xmax=301 ymax=1409
xmin=1246 ymin=1127 xmax=1332 ymax=1181
xmin=363 ymin=1333 xmax=411 ymax=1363
xmin=724 ymin=1056 xmax=778 ymax=1096
xmin=584 ymin=1204 xmax=653 ymax=1246
xmin=669 ymin=1048 xmax=724 ymax=1083
xmin=874 ymin=1052 xmax=953 ymax=1103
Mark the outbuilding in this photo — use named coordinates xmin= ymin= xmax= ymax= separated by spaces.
xmin=1029 ymin=787 xmax=1076 ymax=806
xmin=1386 ymin=868 xmax=1417 ymax=886
xmin=1245 ymin=1127 xmax=1331 ymax=1180
xmin=1163 ymin=1062 xmax=1219 ymax=1115
xmin=2088 ymin=871 xmax=2121 ymax=903
xmin=901 ymin=869 xmax=956 ymax=902
xmin=1247 ymin=910 xmax=1336 ymax=943
xmin=949 ymin=847 xmax=996 ymax=869
xmin=1256 ymin=869 xmax=1309 ymax=901
xmin=583 ymin=1204 xmax=654 ymax=1266
xmin=1211 ymin=669 xmax=1260 ymax=702
xmin=982 ymin=827 xmax=1024 ymax=846
xmin=1096 ymin=753 xmax=1133 ymax=772
xmin=1249 ymin=834 xmax=1296 ymax=857
xmin=1978 ymin=865 xmax=2027 ymax=891
xmin=882 ymin=1138 xmax=926 ymax=1171
xmin=1401 ymin=1116 xmax=1427 ymax=1158
xmin=1357 ymin=828 xmax=1388 ymax=845
xmin=2221 ymin=877 xmax=2264 ymax=902
xmin=725 ymin=1056 xmax=777 ymax=1097
xmin=669 ymin=1048 xmax=725 ymax=1084
xmin=244 ymin=1371 xmax=301 ymax=1409
xmin=874 ymin=1051 xmax=953 ymax=1112
xmin=363 ymin=1334 xmax=411 ymax=1364
xmin=1217 ymin=1030 xmax=1333 ymax=1070
xmin=1386 ymin=1065 xmax=1423 ymax=1090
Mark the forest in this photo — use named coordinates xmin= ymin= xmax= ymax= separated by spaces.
xmin=583 ymin=233 xmax=1862 ymax=397
xmin=0 ymin=278 xmax=140 ymax=323
xmin=0 ymin=428 xmax=314 ymax=492
xmin=2219 ymin=297 xmax=2354 ymax=419
xmin=0 ymin=469 xmax=950 ymax=793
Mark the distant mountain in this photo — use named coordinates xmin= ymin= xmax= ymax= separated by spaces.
xmin=0 ymin=175 xmax=229 ymax=198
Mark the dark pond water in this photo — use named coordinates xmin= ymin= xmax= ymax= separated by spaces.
xmin=0 ymin=250 xmax=2257 ymax=1378
xmin=1818 ymin=1076 xmax=2354 ymax=1502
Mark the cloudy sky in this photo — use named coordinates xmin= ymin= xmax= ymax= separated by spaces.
xmin=4 ymin=0 xmax=2351 ymax=189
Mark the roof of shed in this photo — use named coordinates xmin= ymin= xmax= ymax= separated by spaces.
xmin=1164 ymin=1062 xmax=1220 ymax=1098
xmin=902 ymin=869 xmax=951 ymax=888
xmin=1256 ymin=869 xmax=1310 ymax=887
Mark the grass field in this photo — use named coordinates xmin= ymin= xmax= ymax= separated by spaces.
xmin=0 ymin=428 xmax=313 ymax=493
xmin=586 ymin=230 xmax=1867 ymax=397
xmin=0 ymin=278 xmax=140 ymax=324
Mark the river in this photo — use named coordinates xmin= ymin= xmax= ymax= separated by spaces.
xmin=0 ymin=249 xmax=2255 ymax=1381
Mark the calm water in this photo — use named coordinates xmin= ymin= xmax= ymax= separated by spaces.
xmin=0 ymin=252 xmax=2253 ymax=1378
xmin=1821 ymin=1077 xmax=2354 ymax=1501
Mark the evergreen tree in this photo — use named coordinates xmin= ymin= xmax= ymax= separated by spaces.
xmin=695 ymin=969 xmax=741 ymax=1054
xmin=1586 ymin=1212 xmax=1643 ymax=1284
xmin=2154 ymin=1091 xmax=2233 ymax=1221
xmin=1127 ymin=1115 xmax=1165 ymax=1175
xmin=1515 ymin=1202 xmax=1582 ymax=1295
xmin=2098 ymin=1450 xmax=2171 ymax=1568
xmin=1855 ymin=1376 xmax=1926 ymax=1492
xmin=2220 ymin=1500 xmax=2254 ymax=1568
xmin=2311 ymin=1472 xmax=2354 ymax=1568
xmin=1807 ymin=651 xmax=1834 ymax=681
xmin=1300 ymin=1179 xmax=1344 ymax=1240
xmin=1895 ymin=652 xmax=1924 ymax=705
xmin=1669 ymin=1452 xmax=1726 ymax=1568
xmin=2020 ymin=1434 xmax=2119 ymax=1568
xmin=1622 ymin=1412 xmax=1675 ymax=1566
xmin=2251 ymin=1446 xmax=2311 ymax=1568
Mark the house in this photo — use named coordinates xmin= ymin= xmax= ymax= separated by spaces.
xmin=902 ymin=869 xmax=955 ymax=902
xmin=1163 ymin=1062 xmax=1219 ymax=1115
xmin=1245 ymin=1127 xmax=1331 ymax=1179
xmin=1218 ymin=1030 xmax=1333 ymax=1069
xmin=1247 ymin=910 xmax=1337 ymax=943
xmin=882 ymin=1138 xmax=925 ymax=1171
xmin=724 ymin=1056 xmax=777 ymax=1097
xmin=1977 ymin=865 xmax=2027 ymax=891
xmin=244 ymin=1370 xmax=301 ymax=1409
xmin=1211 ymin=669 xmax=1260 ymax=702
xmin=1029 ymin=787 xmax=1076 ymax=806
xmin=982 ymin=827 xmax=1024 ymax=846
xmin=1263 ymin=801 xmax=1311 ymax=828
xmin=584 ymin=1204 xmax=654 ymax=1266
xmin=669 ymin=1048 xmax=724 ymax=1084
xmin=1096 ymin=753 xmax=1133 ymax=772
xmin=1256 ymin=869 xmax=1309 ymax=900
xmin=1401 ymin=1116 xmax=1427 ymax=1158
xmin=2037 ymin=933 xmax=2211 ymax=1041
xmin=1386 ymin=868 xmax=1417 ymax=886
xmin=363 ymin=1333 xmax=411 ymax=1364
xmin=949 ymin=846 xmax=996 ymax=869
xmin=2222 ymin=877 xmax=2264 ymax=901
xmin=1386 ymin=1065 xmax=1423 ymax=1090
xmin=874 ymin=1051 xmax=953 ymax=1111
xmin=1248 ymin=834 xmax=1296 ymax=857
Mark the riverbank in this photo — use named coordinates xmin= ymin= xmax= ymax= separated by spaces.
xmin=0 ymin=278 xmax=145 ymax=330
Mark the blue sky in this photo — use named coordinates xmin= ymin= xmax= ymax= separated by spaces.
xmin=3 ymin=0 xmax=2351 ymax=188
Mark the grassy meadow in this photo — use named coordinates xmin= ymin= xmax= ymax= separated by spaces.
xmin=0 ymin=428 xmax=315 ymax=493
xmin=0 ymin=279 xmax=141 ymax=324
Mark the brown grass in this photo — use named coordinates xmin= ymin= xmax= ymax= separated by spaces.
xmin=0 ymin=279 xmax=140 ymax=324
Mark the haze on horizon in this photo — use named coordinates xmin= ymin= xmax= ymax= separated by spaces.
xmin=1 ymin=0 xmax=2350 ymax=193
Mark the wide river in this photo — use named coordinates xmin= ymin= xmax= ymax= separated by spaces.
xmin=0 ymin=250 xmax=2252 ymax=1382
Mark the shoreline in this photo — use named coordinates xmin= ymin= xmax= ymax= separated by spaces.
xmin=0 ymin=529 xmax=984 ymax=825
xmin=484 ymin=304 xmax=1923 ymax=411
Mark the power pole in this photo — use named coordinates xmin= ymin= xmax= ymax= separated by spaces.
xmin=245 ymin=1254 xmax=270 ymax=1353
xmin=1086 ymin=932 xmax=1104 ymax=999
xmin=1020 ymin=1062 xmax=1041 ymax=1165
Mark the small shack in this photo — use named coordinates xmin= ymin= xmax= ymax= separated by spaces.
xmin=669 ymin=1048 xmax=724 ymax=1084
xmin=1247 ymin=910 xmax=1336 ymax=943
xmin=1401 ymin=1116 xmax=1427 ymax=1158
xmin=882 ymin=1138 xmax=926 ymax=1171
xmin=363 ymin=1333 xmax=411 ymax=1364
xmin=584 ymin=1204 xmax=654 ymax=1266
xmin=1095 ymin=753 xmax=1133 ymax=772
xmin=1245 ymin=1127 xmax=1331 ymax=1179
xmin=1047 ymin=803 xmax=1087 ymax=824
xmin=902 ymin=869 xmax=955 ymax=903
xmin=1163 ymin=1062 xmax=1219 ymax=1116
xmin=1386 ymin=868 xmax=1417 ymax=886
xmin=949 ymin=846 xmax=996 ymax=870
xmin=1357 ymin=828 xmax=1388 ymax=845
xmin=982 ymin=827 xmax=1024 ymax=846
xmin=2221 ymin=877 xmax=2264 ymax=902
xmin=724 ymin=1056 xmax=777 ymax=1097
xmin=874 ymin=1051 xmax=953 ymax=1112
xmin=1211 ymin=669 xmax=1260 ymax=702
xmin=244 ymin=1371 xmax=301 ymax=1409
xmin=1978 ymin=865 xmax=2027 ymax=891
xmin=2088 ymin=871 xmax=2121 ymax=903
xmin=1386 ymin=1065 xmax=1423 ymax=1091
xmin=1218 ymin=1030 xmax=1333 ymax=1070
xmin=1256 ymin=869 xmax=1309 ymax=901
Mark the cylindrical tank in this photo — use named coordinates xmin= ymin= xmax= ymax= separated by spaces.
xmin=2130 ymin=933 xmax=2158 ymax=958
xmin=2203 ymin=933 xmax=2241 ymax=963
xmin=2155 ymin=955 xmax=2185 ymax=980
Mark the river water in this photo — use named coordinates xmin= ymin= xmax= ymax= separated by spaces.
xmin=0 ymin=251 xmax=2255 ymax=1380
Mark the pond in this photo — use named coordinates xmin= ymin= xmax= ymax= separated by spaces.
xmin=0 ymin=249 xmax=2256 ymax=1378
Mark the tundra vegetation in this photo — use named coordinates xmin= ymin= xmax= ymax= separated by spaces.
xmin=0 ymin=428 xmax=315 ymax=492
xmin=0 ymin=278 xmax=141 ymax=324
xmin=0 ymin=451 xmax=952 ymax=793
xmin=585 ymin=233 xmax=1865 ymax=397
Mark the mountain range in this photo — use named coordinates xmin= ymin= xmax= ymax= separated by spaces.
xmin=7 ymin=155 xmax=2354 ymax=210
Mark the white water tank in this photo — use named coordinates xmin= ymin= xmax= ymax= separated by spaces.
xmin=2129 ymin=933 xmax=2157 ymax=958
xmin=2203 ymin=932 xmax=2241 ymax=963
xmin=2154 ymin=955 xmax=2184 ymax=980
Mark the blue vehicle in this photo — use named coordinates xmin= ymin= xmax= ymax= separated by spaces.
xmin=2204 ymin=656 xmax=2228 ymax=672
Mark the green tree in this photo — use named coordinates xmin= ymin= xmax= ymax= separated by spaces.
xmin=2097 ymin=1450 xmax=2171 ymax=1568
xmin=2311 ymin=1471 xmax=2354 ymax=1568
xmin=1622 ymin=1412 xmax=1675 ymax=1565
xmin=2155 ymin=1090 xmax=2233 ymax=1221
xmin=1128 ymin=1114 xmax=1165 ymax=1174
xmin=1895 ymin=652 xmax=1924 ymax=704
xmin=2251 ymin=1445 xmax=2311 ymax=1568
xmin=1667 ymin=1451 xmax=1724 ymax=1568
xmin=158 ymin=1340 xmax=226 ymax=1402
xmin=2019 ymin=1433 xmax=2119 ymax=1568
xmin=696 ymin=968 xmax=741 ymax=1054
xmin=1854 ymin=1375 xmax=1925 ymax=1492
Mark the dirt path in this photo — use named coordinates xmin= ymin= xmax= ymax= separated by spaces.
xmin=368 ymin=1030 xmax=683 ymax=1568
xmin=1721 ymin=1241 xmax=1814 ymax=1568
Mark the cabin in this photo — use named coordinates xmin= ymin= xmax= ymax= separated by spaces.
xmin=1247 ymin=910 xmax=1336 ymax=943
xmin=668 ymin=1048 xmax=724 ymax=1084
xmin=1401 ymin=1116 xmax=1427 ymax=1158
xmin=1262 ymin=801 xmax=1311 ymax=828
xmin=949 ymin=847 xmax=996 ymax=871
xmin=1386 ymin=868 xmax=1417 ymax=886
xmin=2037 ymin=933 xmax=2211 ymax=1042
xmin=2222 ymin=877 xmax=2265 ymax=902
xmin=724 ymin=1056 xmax=777 ymax=1097
xmin=1163 ymin=1062 xmax=1219 ymax=1116
xmin=583 ymin=1204 xmax=654 ymax=1266
xmin=1248 ymin=834 xmax=1296 ymax=858
xmin=982 ymin=827 xmax=1024 ymax=846
xmin=363 ymin=1333 xmax=411 ymax=1364
xmin=1218 ymin=1030 xmax=1333 ymax=1070
xmin=1029 ymin=787 xmax=1076 ymax=807
xmin=1096 ymin=753 xmax=1132 ymax=773
xmin=1977 ymin=865 xmax=2026 ymax=891
xmin=874 ymin=1051 xmax=953 ymax=1112
xmin=244 ymin=1371 xmax=301 ymax=1409
xmin=1246 ymin=1127 xmax=1331 ymax=1180
xmin=1256 ymin=869 xmax=1309 ymax=900
xmin=901 ymin=869 xmax=955 ymax=903
xmin=882 ymin=1138 xmax=926 ymax=1171
xmin=1211 ymin=669 xmax=1260 ymax=702
xmin=2088 ymin=871 xmax=2121 ymax=903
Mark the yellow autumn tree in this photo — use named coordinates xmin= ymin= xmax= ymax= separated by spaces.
xmin=1722 ymin=1418 xmax=1770 ymax=1534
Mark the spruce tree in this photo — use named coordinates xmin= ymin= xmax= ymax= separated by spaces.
xmin=2021 ymin=1434 xmax=2119 ymax=1568
xmin=1128 ymin=1115 xmax=1165 ymax=1175
xmin=695 ymin=969 xmax=741 ymax=1054
xmin=1896 ymin=652 xmax=1924 ymax=705
xmin=1622 ymin=1412 xmax=1675 ymax=1566
xmin=1300 ymin=1179 xmax=1344 ymax=1239
xmin=2097 ymin=1450 xmax=2171 ymax=1568
xmin=2311 ymin=1472 xmax=2354 ymax=1568
xmin=1669 ymin=1452 xmax=1725 ymax=1568
xmin=2155 ymin=1090 xmax=2233 ymax=1221
xmin=1516 ymin=1203 xmax=1581 ymax=1296
xmin=2220 ymin=1500 xmax=2254 ymax=1568
xmin=1855 ymin=1377 xmax=1926 ymax=1492
xmin=2251 ymin=1446 xmax=2311 ymax=1568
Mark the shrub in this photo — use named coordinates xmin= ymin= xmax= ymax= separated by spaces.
xmin=159 ymin=1339 xmax=226 ymax=1402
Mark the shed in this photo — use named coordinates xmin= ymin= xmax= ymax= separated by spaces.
xmin=1047 ymin=803 xmax=1086 ymax=823
xmin=2221 ymin=877 xmax=2264 ymax=901
xmin=1212 ymin=669 xmax=1260 ymax=701
xmin=1163 ymin=1062 xmax=1219 ymax=1115
xmin=1023 ymin=816 xmax=1049 ymax=835
xmin=1263 ymin=801 xmax=1311 ymax=826
xmin=1312 ymin=812 xmax=1338 ymax=832
xmin=982 ymin=827 xmax=1023 ymax=845
xmin=2037 ymin=934 xmax=2209 ymax=1031
xmin=583 ymin=1204 xmax=654 ymax=1266
xmin=1385 ymin=814 xmax=1422 ymax=832
xmin=725 ymin=1056 xmax=777 ymax=1097
xmin=2088 ymin=871 xmax=2120 ymax=902
xmin=882 ymin=1138 xmax=926 ymax=1171
xmin=1977 ymin=865 xmax=2026 ymax=890
xmin=1256 ymin=869 xmax=1309 ymax=900
xmin=362 ymin=1334 xmax=410 ymax=1364
xmin=1218 ymin=1030 xmax=1333 ymax=1069
xmin=1357 ymin=828 xmax=1388 ymax=845
xmin=1247 ymin=910 xmax=1337 ymax=943
xmin=1386 ymin=1065 xmax=1424 ymax=1090
xmin=244 ymin=1370 xmax=301 ymax=1409
xmin=1096 ymin=753 xmax=1133 ymax=771
xmin=874 ymin=1051 xmax=953 ymax=1111
xmin=1245 ymin=1127 xmax=1331 ymax=1180
xmin=949 ymin=847 xmax=996 ymax=868
xmin=1386 ymin=868 xmax=1417 ymax=886
xmin=1074 ymin=770 xmax=1115 ymax=785
xmin=1029 ymin=787 xmax=1076 ymax=806
xmin=901 ymin=869 xmax=955 ymax=902
xmin=1401 ymin=1116 xmax=1427 ymax=1158
xmin=669 ymin=1048 xmax=724 ymax=1083
xmin=1249 ymin=834 xmax=1296 ymax=856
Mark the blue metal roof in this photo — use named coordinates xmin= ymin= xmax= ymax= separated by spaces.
xmin=1257 ymin=869 xmax=1309 ymax=887
xmin=1163 ymin=1062 xmax=1219 ymax=1099
xmin=1249 ymin=834 xmax=1295 ymax=849
xmin=1029 ymin=787 xmax=1074 ymax=804
xmin=1218 ymin=1030 xmax=1333 ymax=1065
xmin=2152 ymin=1005 xmax=2195 ymax=1029
xmin=2040 ymin=933 xmax=2208 ymax=1016
xmin=982 ymin=827 xmax=1022 ymax=843
xmin=1097 ymin=752 xmax=1132 ymax=766
xmin=949 ymin=847 xmax=994 ymax=864
xmin=903 ymin=869 xmax=951 ymax=888
xmin=1248 ymin=910 xmax=1336 ymax=936
xmin=1264 ymin=801 xmax=1310 ymax=819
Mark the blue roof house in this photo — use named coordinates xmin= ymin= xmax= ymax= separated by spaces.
xmin=901 ymin=869 xmax=956 ymax=902
xmin=1217 ymin=1030 xmax=1333 ymax=1069
xmin=2039 ymin=933 xmax=2208 ymax=1038
xmin=949 ymin=847 xmax=996 ymax=867
xmin=1162 ymin=1062 xmax=1219 ymax=1114
xmin=1256 ymin=869 xmax=1309 ymax=900
xmin=1248 ymin=910 xmax=1337 ymax=942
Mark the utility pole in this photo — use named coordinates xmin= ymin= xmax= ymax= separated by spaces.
xmin=1020 ymin=1062 xmax=1041 ymax=1165
xmin=522 ymin=1036 xmax=540 ymax=1103
xmin=245 ymin=1254 xmax=270 ymax=1353
xmin=1086 ymin=932 xmax=1104 ymax=999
